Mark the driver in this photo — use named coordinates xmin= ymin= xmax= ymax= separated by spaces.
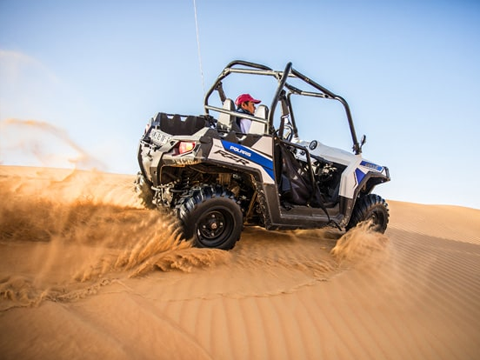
xmin=235 ymin=93 xmax=261 ymax=133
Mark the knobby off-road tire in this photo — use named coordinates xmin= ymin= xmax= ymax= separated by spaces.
xmin=134 ymin=172 xmax=155 ymax=209
xmin=347 ymin=194 xmax=389 ymax=233
xmin=178 ymin=185 xmax=243 ymax=250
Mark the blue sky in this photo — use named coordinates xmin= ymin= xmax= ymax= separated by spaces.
xmin=1 ymin=0 xmax=479 ymax=209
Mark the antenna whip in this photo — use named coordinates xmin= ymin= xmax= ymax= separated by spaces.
xmin=193 ymin=0 xmax=205 ymax=94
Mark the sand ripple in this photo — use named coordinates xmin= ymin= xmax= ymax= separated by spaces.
xmin=1 ymin=167 xmax=479 ymax=360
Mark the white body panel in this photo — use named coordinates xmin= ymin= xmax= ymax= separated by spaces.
xmin=294 ymin=139 xmax=387 ymax=200
xmin=208 ymin=138 xmax=275 ymax=184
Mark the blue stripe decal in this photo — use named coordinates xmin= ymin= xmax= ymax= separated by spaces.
xmin=355 ymin=168 xmax=366 ymax=185
xmin=264 ymin=167 xmax=275 ymax=180
xmin=221 ymin=140 xmax=274 ymax=178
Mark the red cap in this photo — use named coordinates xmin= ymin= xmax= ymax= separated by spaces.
xmin=235 ymin=94 xmax=261 ymax=106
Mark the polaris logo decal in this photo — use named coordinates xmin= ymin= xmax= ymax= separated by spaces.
xmin=221 ymin=140 xmax=275 ymax=180
xmin=228 ymin=144 xmax=252 ymax=158
xmin=221 ymin=141 xmax=273 ymax=168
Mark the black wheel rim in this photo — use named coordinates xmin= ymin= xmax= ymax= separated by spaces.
xmin=196 ymin=208 xmax=234 ymax=247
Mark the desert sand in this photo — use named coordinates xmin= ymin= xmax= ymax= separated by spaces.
xmin=0 ymin=165 xmax=479 ymax=360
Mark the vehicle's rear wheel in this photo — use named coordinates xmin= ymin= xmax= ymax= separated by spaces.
xmin=178 ymin=185 xmax=243 ymax=250
xmin=347 ymin=194 xmax=389 ymax=233
xmin=134 ymin=172 xmax=155 ymax=209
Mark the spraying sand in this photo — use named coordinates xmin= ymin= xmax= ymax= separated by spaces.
xmin=0 ymin=166 xmax=479 ymax=359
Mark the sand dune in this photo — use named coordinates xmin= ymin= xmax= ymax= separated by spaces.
xmin=0 ymin=166 xmax=479 ymax=359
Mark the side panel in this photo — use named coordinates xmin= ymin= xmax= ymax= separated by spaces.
xmin=339 ymin=155 xmax=363 ymax=199
xmin=208 ymin=138 xmax=275 ymax=184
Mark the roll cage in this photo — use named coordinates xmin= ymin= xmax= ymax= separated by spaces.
xmin=204 ymin=60 xmax=364 ymax=155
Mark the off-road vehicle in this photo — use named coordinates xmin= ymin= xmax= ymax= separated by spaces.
xmin=135 ymin=60 xmax=390 ymax=250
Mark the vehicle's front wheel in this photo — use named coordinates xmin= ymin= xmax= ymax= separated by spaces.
xmin=178 ymin=185 xmax=243 ymax=250
xmin=347 ymin=194 xmax=389 ymax=233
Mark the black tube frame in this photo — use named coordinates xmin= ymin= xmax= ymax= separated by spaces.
xmin=203 ymin=60 xmax=362 ymax=154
